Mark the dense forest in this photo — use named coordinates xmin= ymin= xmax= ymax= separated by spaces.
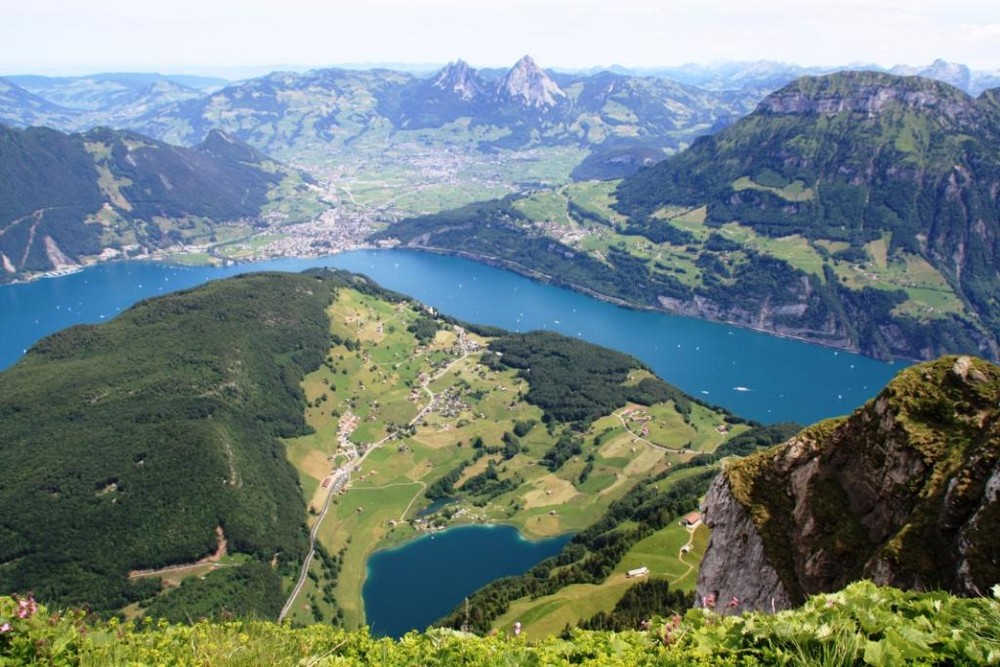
xmin=483 ymin=330 xmax=707 ymax=426
xmin=0 ymin=270 xmax=385 ymax=614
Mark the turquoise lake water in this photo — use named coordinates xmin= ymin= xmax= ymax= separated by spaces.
xmin=363 ymin=525 xmax=571 ymax=637
xmin=0 ymin=249 xmax=905 ymax=424
xmin=0 ymin=249 xmax=911 ymax=635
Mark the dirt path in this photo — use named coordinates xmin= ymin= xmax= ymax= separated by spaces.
xmin=669 ymin=526 xmax=697 ymax=585
xmin=129 ymin=526 xmax=228 ymax=579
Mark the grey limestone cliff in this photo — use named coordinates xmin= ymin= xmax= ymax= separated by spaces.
xmin=696 ymin=356 xmax=1000 ymax=612
xmin=695 ymin=474 xmax=791 ymax=615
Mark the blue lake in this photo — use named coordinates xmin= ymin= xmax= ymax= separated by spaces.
xmin=363 ymin=525 xmax=571 ymax=637
xmin=0 ymin=249 xmax=905 ymax=424
xmin=0 ymin=249 xmax=912 ymax=634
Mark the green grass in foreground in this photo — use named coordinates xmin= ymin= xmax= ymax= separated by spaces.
xmin=3 ymin=582 xmax=997 ymax=665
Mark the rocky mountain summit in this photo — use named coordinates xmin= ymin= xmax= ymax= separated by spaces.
xmin=756 ymin=71 xmax=976 ymax=122
xmin=696 ymin=355 xmax=1000 ymax=613
xmin=430 ymin=59 xmax=489 ymax=102
xmin=497 ymin=55 xmax=566 ymax=109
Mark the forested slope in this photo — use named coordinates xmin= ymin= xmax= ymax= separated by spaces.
xmin=0 ymin=271 xmax=355 ymax=612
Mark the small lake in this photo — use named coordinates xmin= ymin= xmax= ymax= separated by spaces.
xmin=363 ymin=525 xmax=571 ymax=637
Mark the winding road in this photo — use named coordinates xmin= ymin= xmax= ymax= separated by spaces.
xmin=279 ymin=334 xmax=473 ymax=621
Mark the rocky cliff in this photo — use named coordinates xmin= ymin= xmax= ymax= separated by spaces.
xmin=431 ymin=59 xmax=489 ymax=102
xmin=697 ymin=356 xmax=1000 ymax=613
xmin=497 ymin=55 xmax=566 ymax=109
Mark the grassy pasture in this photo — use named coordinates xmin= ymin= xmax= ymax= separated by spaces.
xmin=283 ymin=287 xmax=735 ymax=630
xmin=732 ymin=176 xmax=815 ymax=202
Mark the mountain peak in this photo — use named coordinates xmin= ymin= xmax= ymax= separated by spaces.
xmin=431 ymin=59 xmax=487 ymax=102
xmin=498 ymin=55 xmax=565 ymax=109
xmin=891 ymin=59 xmax=972 ymax=92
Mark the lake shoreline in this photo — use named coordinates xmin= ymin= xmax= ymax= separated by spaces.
xmin=362 ymin=523 xmax=573 ymax=637
xmin=1 ymin=248 xmax=905 ymax=424
xmin=5 ymin=241 xmax=918 ymax=365
xmin=402 ymin=244 xmax=913 ymax=364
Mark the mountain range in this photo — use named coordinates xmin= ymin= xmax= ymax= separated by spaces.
xmin=2 ymin=54 xmax=1000 ymax=648
xmin=0 ymin=124 xmax=317 ymax=281
xmin=3 ymin=57 xmax=1000 ymax=358
xmin=0 ymin=56 xmax=786 ymax=173
xmin=377 ymin=70 xmax=1000 ymax=361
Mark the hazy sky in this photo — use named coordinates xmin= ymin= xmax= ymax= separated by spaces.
xmin=2 ymin=0 xmax=999 ymax=76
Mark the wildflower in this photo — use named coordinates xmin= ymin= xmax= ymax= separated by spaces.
xmin=661 ymin=614 xmax=682 ymax=645
xmin=16 ymin=595 xmax=37 ymax=619
xmin=703 ymin=593 xmax=716 ymax=610
xmin=728 ymin=596 xmax=740 ymax=609
xmin=0 ymin=622 xmax=11 ymax=633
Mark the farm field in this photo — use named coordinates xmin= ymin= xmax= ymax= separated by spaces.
xmin=493 ymin=522 xmax=711 ymax=636
xmin=280 ymin=287 xmax=740 ymax=628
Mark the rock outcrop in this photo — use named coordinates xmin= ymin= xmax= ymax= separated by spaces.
xmin=697 ymin=356 xmax=1000 ymax=613
xmin=497 ymin=55 xmax=565 ymax=109
xmin=431 ymin=59 xmax=489 ymax=102
xmin=757 ymin=71 xmax=977 ymax=122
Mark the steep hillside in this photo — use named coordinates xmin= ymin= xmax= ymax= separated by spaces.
xmin=697 ymin=355 xmax=1000 ymax=612
xmin=0 ymin=271 xmax=349 ymax=613
xmin=0 ymin=124 xmax=316 ymax=282
xmin=374 ymin=171 xmax=991 ymax=362
xmin=614 ymin=72 xmax=1000 ymax=359
xmin=0 ymin=78 xmax=76 ymax=128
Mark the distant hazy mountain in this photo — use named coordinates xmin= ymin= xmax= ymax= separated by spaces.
xmin=606 ymin=59 xmax=1000 ymax=97
xmin=7 ymin=73 xmax=225 ymax=110
xmin=496 ymin=55 xmax=566 ymax=109
xmin=0 ymin=124 xmax=308 ymax=281
xmin=0 ymin=77 xmax=76 ymax=127
xmin=0 ymin=58 xmax=753 ymax=177
xmin=4 ymin=58 xmax=997 ymax=186
xmin=133 ymin=56 xmax=749 ymax=155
